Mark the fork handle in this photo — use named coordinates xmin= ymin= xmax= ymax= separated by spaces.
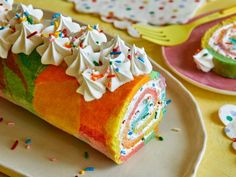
xmin=190 ymin=6 xmax=236 ymax=27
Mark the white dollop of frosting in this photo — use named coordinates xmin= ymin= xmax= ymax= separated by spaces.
xmin=37 ymin=36 xmax=71 ymax=65
xmin=0 ymin=26 xmax=12 ymax=58
xmin=0 ymin=0 xmax=13 ymax=26
xmin=193 ymin=49 xmax=214 ymax=72
xmin=8 ymin=4 xmax=44 ymax=27
xmin=75 ymin=25 xmax=107 ymax=52
xmin=101 ymin=35 xmax=130 ymax=57
xmin=8 ymin=22 xmax=43 ymax=55
xmin=103 ymin=52 xmax=133 ymax=92
xmin=65 ymin=45 xmax=100 ymax=78
xmin=129 ymin=44 xmax=152 ymax=76
xmin=37 ymin=13 xmax=81 ymax=65
xmin=77 ymin=68 xmax=106 ymax=102
xmin=20 ymin=4 xmax=43 ymax=23
xmin=42 ymin=13 xmax=81 ymax=35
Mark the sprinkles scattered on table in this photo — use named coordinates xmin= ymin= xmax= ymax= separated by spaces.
xmin=7 ymin=121 xmax=15 ymax=127
xmin=157 ymin=135 xmax=164 ymax=141
xmin=10 ymin=140 xmax=19 ymax=150
xmin=24 ymin=138 xmax=32 ymax=149
xmin=171 ymin=128 xmax=181 ymax=132
xmin=84 ymin=167 xmax=95 ymax=171
xmin=84 ymin=151 xmax=89 ymax=159
xmin=48 ymin=157 xmax=57 ymax=162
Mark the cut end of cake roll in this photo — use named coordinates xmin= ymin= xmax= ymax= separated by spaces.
xmin=105 ymin=72 xmax=167 ymax=164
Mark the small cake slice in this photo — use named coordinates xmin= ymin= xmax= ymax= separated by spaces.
xmin=194 ymin=16 xmax=236 ymax=78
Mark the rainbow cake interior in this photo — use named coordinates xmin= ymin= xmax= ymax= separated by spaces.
xmin=193 ymin=16 xmax=236 ymax=78
xmin=0 ymin=1 xmax=167 ymax=164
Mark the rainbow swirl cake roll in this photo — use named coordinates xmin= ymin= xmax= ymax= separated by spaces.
xmin=0 ymin=2 xmax=167 ymax=164
xmin=193 ymin=16 xmax=236 ymax=78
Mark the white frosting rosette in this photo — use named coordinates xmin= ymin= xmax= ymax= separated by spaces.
xmin=3 ymin=4 xmax=44 ymax=56
xmin=129 ymin=44 xmax=152 ymax=76
xmin=77 ymin=68 xmax=106 ymax=102
xmin=8 ymin=22 xmax=43 ymax=55
xmin=0 ymin=26 xmax=12 ymax=58
xmin=102 ymin=52 xmax=133 ymax=92
xmin=37 ymin=36 xmax=71 ymax=65
xmin=37 ymin=13 xmax=81 ymax=65
xmin=65 ymin=45 xmax=100 ymax=78
xmin=100 ymin=35 xmax=130 ymax=57
xmin=74 ymin=25 xmax=107 ymax=52
xmin=0 ymin=0 xmax=13 ymax=26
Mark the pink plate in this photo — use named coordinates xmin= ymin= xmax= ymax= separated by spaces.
xmin=162 ymin=14 xmax=236 ymax=95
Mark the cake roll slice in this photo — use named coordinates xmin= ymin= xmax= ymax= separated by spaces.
xmin=194 ymin=16 xmax=236 ymax=78
xmin=0 ymin=2 xmax=167 ymax=164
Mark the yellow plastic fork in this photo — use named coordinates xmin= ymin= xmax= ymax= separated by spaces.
xmin=133 ymin=6 xmax=236 ymax=46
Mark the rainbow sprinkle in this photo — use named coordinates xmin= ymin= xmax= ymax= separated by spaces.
xmin=11 ymin=140 xmax=19 ymax=150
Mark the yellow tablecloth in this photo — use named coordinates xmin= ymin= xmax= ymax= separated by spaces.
xmin=2 ymin=0 xmax=236 ymax=177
